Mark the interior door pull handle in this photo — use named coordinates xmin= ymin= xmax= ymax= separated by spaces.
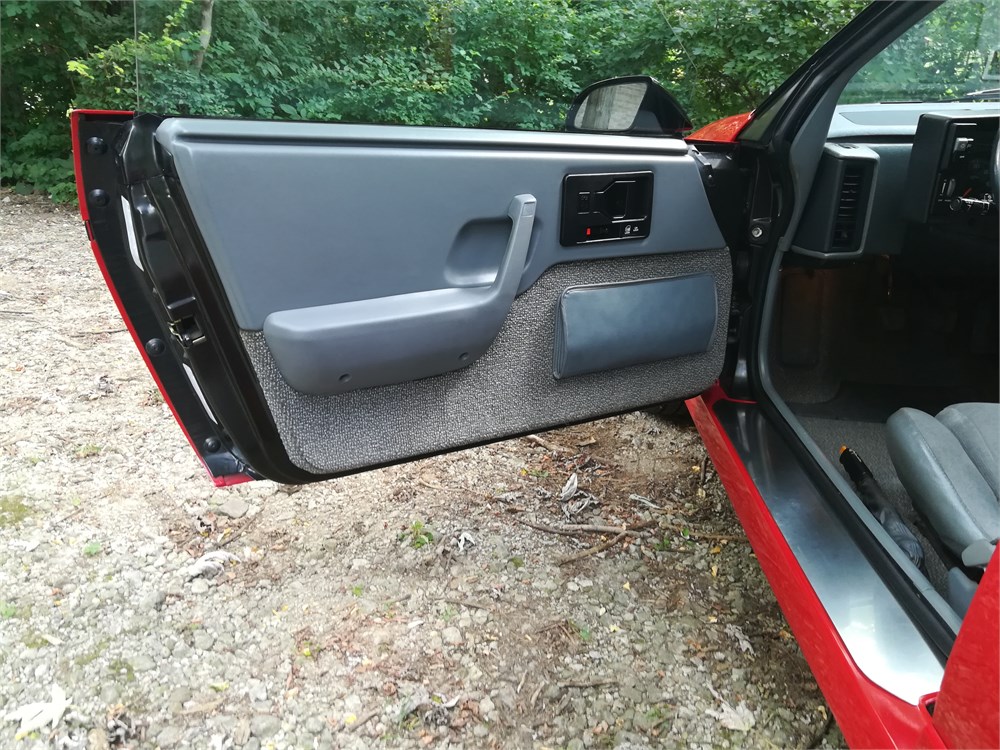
xmin=263 ymin=194 xmax=538 ymax=395
xmin=494 ymin=193 xmax=537 ymax=300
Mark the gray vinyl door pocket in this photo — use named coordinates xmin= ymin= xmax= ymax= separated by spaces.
xmin=553 ymin=273 xmax=718 ymax=379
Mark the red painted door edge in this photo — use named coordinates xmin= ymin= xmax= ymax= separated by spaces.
xmin=687 ymin=112 xmax=753 ymax=143
xmin=687 ymin=384 xmax=945 ymax=749
xmin=71 ymin=110 xmax=254 ymax=488
xmin=933 ymin=550 xmax=999 ymax=749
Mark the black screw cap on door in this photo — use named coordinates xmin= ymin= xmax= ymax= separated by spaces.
xmin=560 ymin=172 xmax=653 ymax=246
xmin=85 ymin=137 xmax=107 ymax=155
xmin=87 ymin=189 xmax=110 ymax=208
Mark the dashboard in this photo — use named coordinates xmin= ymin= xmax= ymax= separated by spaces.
xmin=792 ymin=104 xmax=998 ymax=259
xmin=905 ymin=113 xmax=998 ymax=222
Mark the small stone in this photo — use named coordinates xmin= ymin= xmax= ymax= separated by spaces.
xmin=218 ymin=498 xmax=250 ymax=519
xmin=231 ymin=718 xmax=251 ymax=745
xmin=250 ymin=714 xmax=282 ymax=738
xmin=472 ymin=724 xmax=489 ymax=738
xmin=442 ymin=626 xmax=463 ymax=645
xmin=191 ymin=579 xmax=210 ymax=595
xmin=168 ymin=686 xmax=192 ymax=712
xmin=130 ymin=654 xmax=156 ymax=673
xmin=157 ymin=726 xmax=183 ymax=747
xmin=247 ymin=679 xmax=267 ymax=702
xmin=350 ymin=558 xmax=370 ymax=571
xmin=88 ymin=728 xmax=110 ymax=750
xmin=142 ymin=589 xmax=167 ymax=611
xmin=193 ymin=630 xmax=215 ymax=651
xmin=304 ymin=716 xmax=325 ymax=734
xmin=479 ymin=696 xmax=495 ymax=717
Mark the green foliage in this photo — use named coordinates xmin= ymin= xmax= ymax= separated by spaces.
xmin=1 ymin=0 xmax=131 ymax=200
xmin=82 ymin=541 xmax=103 ymax=557
xmin=656 ymin=0 xmax=868 ymax=124
xmin=842 ymin=1 xmax=997 ymax=103
xmin=0 ymin=495 xmax=33 ymax=527
xmin=399 ymin=520 xmax=434 ymax=549
xmin=10 ymin=0 xmax=969 ymax=203
xmin=399 ymin=521 xmax=434 ymax=549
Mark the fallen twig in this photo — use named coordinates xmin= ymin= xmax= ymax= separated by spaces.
xmin=556 ymin=532 xmax=627 ymax=566
xmin=529 ymin=683 xmax=544 ymax=708
xmin=630 ymin=493 xmax=665 ymax=510
xmin=517 ymin=518 xmax=652 ymax=537
xmin=348 ymin=709 xmax=380 ymax=732
xmin=417 ymin=478 xmax=446 ymax=491
xmin=516 ymin=670 xmax=528 ymax=694
xmin=562 ymin=521 xmax=653 ymax=534
xmin=49 ymin=506 xmax=85 ymax=527
xmin=659 ymin=522 xmax=742 ymax=543
xmin=440 ymin=597 xmax=489 ymax=610
xmin=384 ymin=593 xmax=413 ymax=607
xmin=558 ymin=678 xmax=618 ymax=689
xmin=179 ymin=698 xmax=225 ymax=715
xmin=217 ymin=512 xmax=261 ymax=549
xmin=523 ymin=434 xmax=572 ymax=453
xmin=523 ymin=434 xmax=619 ymax=468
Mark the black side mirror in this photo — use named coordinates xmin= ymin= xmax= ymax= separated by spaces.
xmin=565 ymin=75 xmax=692 ymax=137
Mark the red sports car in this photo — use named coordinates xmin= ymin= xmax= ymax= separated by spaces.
xmin=73 ymin=2 xmax=998 ymax=746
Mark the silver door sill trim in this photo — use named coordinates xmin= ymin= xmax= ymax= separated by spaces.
xmin=715 ymin=401 xmax=943 ymax=705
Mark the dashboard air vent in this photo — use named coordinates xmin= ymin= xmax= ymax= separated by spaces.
xmin=830 ymin=164 xmax=864 ymax=251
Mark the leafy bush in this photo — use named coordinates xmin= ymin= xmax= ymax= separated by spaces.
xmin=4 ymin=0 xmax=871 ymax=202
xmin=1 ymin=0 xmax=131 ymax=200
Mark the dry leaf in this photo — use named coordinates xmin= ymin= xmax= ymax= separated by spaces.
xmin=5 ymin=684 xmax=70 ymax=739
xmin=707 ymin=686 xmax=755 ymax=732
xmin=559 ymin=473 xmax=579 ymax=503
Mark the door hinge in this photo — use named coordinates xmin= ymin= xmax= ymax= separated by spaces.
xmin=165 ymin=295 xmax=206 ymax=348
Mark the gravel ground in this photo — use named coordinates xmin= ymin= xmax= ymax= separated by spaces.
xmin=0 ymin=192 xmax=844 ymax=749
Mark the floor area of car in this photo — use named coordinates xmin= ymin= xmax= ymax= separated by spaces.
xmin=769 ymin=257 xmax=999 ymax=606
xmin=794 ymin=413 xmax=951 ymax=597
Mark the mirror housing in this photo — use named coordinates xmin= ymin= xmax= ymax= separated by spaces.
xmin=565 ymin=75 xmax=692 ymax=137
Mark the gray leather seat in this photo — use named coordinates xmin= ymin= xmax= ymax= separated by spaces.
xmin=886 ymin=403 xmax=999 ymax=561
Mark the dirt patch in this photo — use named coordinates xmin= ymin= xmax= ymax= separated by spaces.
xmin=0 ymin=191 xmax=843 ymax=748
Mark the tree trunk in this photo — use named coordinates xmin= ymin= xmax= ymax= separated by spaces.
xmin=193 ymin=0 xmax=215 ymax=72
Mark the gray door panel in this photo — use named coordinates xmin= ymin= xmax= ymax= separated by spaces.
xmin=153 ymin=119 xmax=731 ymax=475
xmin=155 ymin=119 xmax=725 ymax=328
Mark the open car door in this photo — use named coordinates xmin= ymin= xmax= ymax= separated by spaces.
xmin=72 ymin=111 xmax=731 ymax=485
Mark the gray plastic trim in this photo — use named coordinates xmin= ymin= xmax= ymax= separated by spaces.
xmin=553 ymin=273 xmax=717 ymax=379
xmin=263 ymin=195 xmax=536 ymax=395
xmin=790 ymin=143 xmax=879 ymax=259
xmin=827 ymin=102 xmax=1000 ymax=139
xmin=154 ymin=118 xmax=725 ymax=330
